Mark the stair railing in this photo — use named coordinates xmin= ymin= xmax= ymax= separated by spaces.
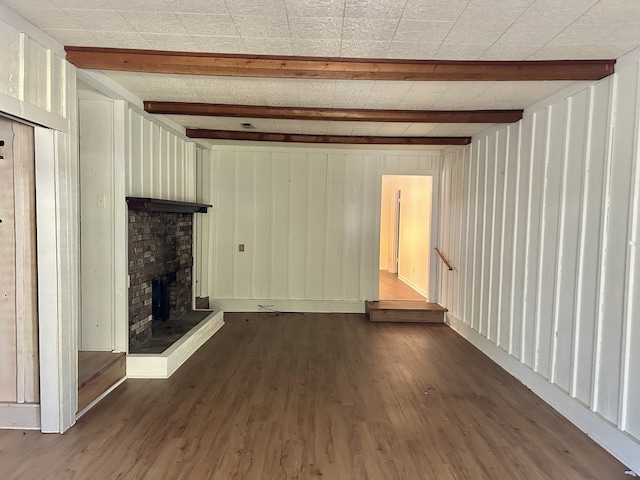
xmin=434 ymin=247 xmax=453 ymax=271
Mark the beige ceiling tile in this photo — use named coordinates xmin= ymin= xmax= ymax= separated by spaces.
xmin=12 ymin=7 xmax=83 ymax=30
xmin=444 ymin=23 xmax=508 ymax=44
xmin=376 ymin=123 xmax=412 ymax=135
xmin=402 ymin=0 xmax=468 ymax=22
xmin=428 ymin=123 xmax=487 ymax=136
xmin=300 ymin=120 xmax=329 ymax=133
xmin=433 ymin=43 xmax=491 ymax=59
xmin=393 ymin=20 xmax=454 ymax=43
xmin=226 ymin=0 xmax=287 ymax=17
xmin=605 ymin=24 xmax=640 ymax=44
xmin=481 ymin=42 xmax=543 ymax=59
xmin=351 ymin=125 xmax=382 ymax=136
xmin=386 ymin=41 xmax=440 ymax=59
xmin=67 ymin=8 xmax=135 ymax=31
xmin=125 ymin=11 xmax=188 ymax=34
xmin=288 ymin=17 xmax=342 ymax=39
xmin=326 ymin=123 xmax=356 ymax=135
xmin=331 ymin=97 xmax=371 ymax=108
xmin=551 ymin=19 xmax=616 ymax=44
xmin=342 ymin=18 xmax=400 ymax=42
xmin=340 ymin=40 xmax=390 ymax=58
xmin=140 ymin=33 xmax=197 ymax=51
xmin=580 ymin=0 xmax=640 ymax=24
xmin=234 ymin=15 xmax=290 ymax=38
xmin=51 ymin=0 xmax=115 ymax=7
xmin=455 ymin=2 xmax=528 ymax=27
xmin=530 ymin=43 xmax=637 ymax=59
xmin=92 ymin=30 xmax=150 ymax=49
xmin=518 ymin=0 xmax=594 ymax=25
xmin=398 ymin=93 xmax=442 ymax=109
xmin=166 ymin=0 xmax=230 ymax=14
xmin=370 ymin=81 xmax=412 ymax=96
xmin=406 ymin=82 xmax=451 ymax=95
xmin=107 ymin=0 xmax=171 ymax=11
xmin=284 ymin=0 xmax=345 ymax=17
xmin=365 ymin=96 xmax=409 ymax=109
xmin=297 ymin=79 xmax=336 ymax=93
xmin=298 ymin=95 xmax=335 ymax=108
xmin=496 ymin=21 xmax=567 ymax=45
xmin=449 ymin=123 xmax=496 ymax=135
xmin=292 ymin=38 xmax=341 ymax=56
xmin=190 ymin=35 xmax=245 ymax=53
xmin=344 ymin=0 xmax=408 ymax=19
xmin=3 ymin=0 xmax=56 ymax=7
xmin=402 ymin=123 xmax=438 ymax=135
xmin=474 ymin=81 xmax=564 ymax=108
xmin=175 ymin=13 xmax=238 ymax=36
xmin=242 ymin=37 xmax=293 ymax=55
xmin=274 ymin=122 xmax=303 ymax=134
xmin=43 ymin=28 xmax=98 ymax=46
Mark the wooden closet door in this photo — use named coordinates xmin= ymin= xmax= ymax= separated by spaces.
xmin=0 ymin=116 xmax=38 ymax=403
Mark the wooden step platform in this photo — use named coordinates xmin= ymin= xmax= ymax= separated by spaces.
xmin=365 ymin=300 xmax=447 ymax=323
xmin=78 ymin=351 xmax=126 ymax=413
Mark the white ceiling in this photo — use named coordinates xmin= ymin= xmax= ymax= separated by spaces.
xmin=3 ymin=0 xmax=640 ymax=144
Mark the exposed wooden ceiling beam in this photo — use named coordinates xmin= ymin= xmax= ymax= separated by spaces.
xmin=186 ymin=129 xmax=471 ymax=145
xmin=145 ymin=101 xmax=523 ymax=123
xmin=65 ymin=47 xmax=615 ymax=81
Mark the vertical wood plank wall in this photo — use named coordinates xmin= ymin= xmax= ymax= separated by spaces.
xmin=440 ymin=55 xmax=640 ymax=469
xmin=195 ymin=149 xmax=441 ymax=310
xmin=0 ymin=7 xmax=79 ymax=431
xmin=126 ymin=108 xmax=197 ymax=203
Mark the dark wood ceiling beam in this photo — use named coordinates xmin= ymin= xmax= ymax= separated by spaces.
xmin=145 ymin=101 xmax=523 ymax=123
xmin=65 ymin=47 xmax=615 ymax=81
xmin=186 ymin=129 xmax=471 ymax=145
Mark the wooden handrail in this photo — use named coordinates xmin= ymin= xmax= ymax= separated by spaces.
xmin=434 ymin=248 xmax=453 ymax=271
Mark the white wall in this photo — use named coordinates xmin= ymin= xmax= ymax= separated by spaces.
xmin=78 ymin=88 xmax=201 ymax=353
xmin=196 ymin=147 xmax=441 ymax=311
xmin=0 ymin=5 xmax=79 ymax=432
xmin=440 ymin=50 xmax=640 ymax=472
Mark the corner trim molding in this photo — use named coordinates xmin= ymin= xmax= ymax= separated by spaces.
xmin=446 ymin=313 xmax=640 ymax=474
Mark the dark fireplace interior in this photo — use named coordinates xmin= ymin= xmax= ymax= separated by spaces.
xmin=152 ymin=271 xmax=176 ymax=324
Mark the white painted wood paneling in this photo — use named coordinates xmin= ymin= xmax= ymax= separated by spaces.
xmin=126 ymin=109 xmax=197 ymax=202
xmin=441 ymin=54 xmax=640 ymax=472
xmin=198 ymin=148 xmax=441 ymax=309
xmin=0 ymin=13 xmax=67 ymax=132
xmin=1 ymin=8 xmax=79 ymax=432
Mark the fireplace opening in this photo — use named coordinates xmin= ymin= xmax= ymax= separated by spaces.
xmin=152 ymin=271 xmax=177 ymax=325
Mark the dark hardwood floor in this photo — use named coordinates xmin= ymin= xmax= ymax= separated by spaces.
xmin=0 ymin=313 xmax=628 ymax=479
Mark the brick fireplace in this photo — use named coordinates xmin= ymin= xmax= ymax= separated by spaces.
xmin=126 ymin=197 xmax=209 ymax=349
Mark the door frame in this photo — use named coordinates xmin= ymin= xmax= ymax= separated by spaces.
xmin=373 ymin=169 xmax=440 ymax=302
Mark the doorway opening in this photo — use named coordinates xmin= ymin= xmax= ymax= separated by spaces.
xmin=379 ymin=175 xmax=433 ymax=301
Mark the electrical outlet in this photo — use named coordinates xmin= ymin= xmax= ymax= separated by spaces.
xmin=239 ymin=244 xmax=245 ymax=252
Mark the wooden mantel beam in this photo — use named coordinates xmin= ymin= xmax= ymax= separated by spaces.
xmin=186 ymin=129 xmax=471 ymax=145
xmin=65 ymin=47 xmax=615 ymax=81
xmin=145 ymin=101 xmax=524 ymax=123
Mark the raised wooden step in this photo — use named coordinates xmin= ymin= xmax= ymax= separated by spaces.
xmin=78 ymin=351 xmax=126 ymax=412
xmin=365 ymin=300 xmax=447 ymax=323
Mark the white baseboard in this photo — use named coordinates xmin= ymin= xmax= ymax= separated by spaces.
xmin=397 ymin=274 xmax=429 ymax=299
xmin=209 ymin=299 xmax=365 ymax=313
xmin=446 ymin=313 xmax=640 ymax=474
xmin=127 ymin=310 xmax=224 ymax=379
xmin=0 ymin=403 xmax=41 ymax=430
